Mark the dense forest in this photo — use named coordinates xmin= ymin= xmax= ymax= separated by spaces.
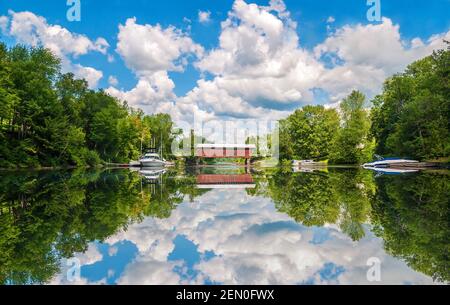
xmin=0 ymin=43 xmax=177 ymax=168
xmin=0 ymin=42 xmax=449 ymax=168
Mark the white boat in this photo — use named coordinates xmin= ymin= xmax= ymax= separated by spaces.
xmin=139 ymin=153 xmax=166 ymax=167
xmin=363 ymin=158 xmax=419 ymax=168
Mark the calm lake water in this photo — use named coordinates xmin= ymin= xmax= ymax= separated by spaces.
xmin=0 ymin=166 xmax=448 ymax=285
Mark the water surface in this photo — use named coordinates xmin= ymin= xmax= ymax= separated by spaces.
xmin=0 ymin=167 xmax=448 ymax=284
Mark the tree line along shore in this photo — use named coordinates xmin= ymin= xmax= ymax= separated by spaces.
xmin=0 ymin=42 xmax=449 ymax=169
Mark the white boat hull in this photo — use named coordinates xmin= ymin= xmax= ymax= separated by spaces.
xmin=140 ymin=160 xmax=166 ymax=167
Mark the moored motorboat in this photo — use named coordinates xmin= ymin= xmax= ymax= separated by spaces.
xmin=363 ymin=158 xmax=419 ymax=168
xmin=139 ymin=153 xmax=166 ymax=167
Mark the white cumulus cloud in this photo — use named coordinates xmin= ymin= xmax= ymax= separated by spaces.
xmin=0 ymin=15 xmax=9 ymax=32
xmin=107 ymin=17 xmax=208 ymax=122
xmin=108 ymin=75 xmax=119 ymax=87
xmin=184 ymin=0 xmax=324 ymax=120
xmin=106 ymin=1 xmax=450 ymax=125
xmin=198 ymin=10 xmax=211 ymax=24
xmin=314 ymin=17 xmax=450 ymax=101
xmin=107 ymin=71 xmax=176 ymax=111
xmin=8 ymin=1 xmax=448 ymax=125
xmin=116 ymin=17 xmax=203 ymax=75
xmin=6 ymin=10 xmax=109 ymax=57
xmin=72 ymin=64 xmax=103 ymax=88
xmin=0 ymin=11 xmax=108 ymax=88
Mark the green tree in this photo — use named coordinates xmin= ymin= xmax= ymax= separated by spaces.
xmin=55 ymin=73 xmax=89 ymax=128
xmin=143 ymin=113 xmax=178 ymax=160
xmin=371 ymin=45 xmax=450 ymax=160
xmin=0 ymin=43 xmax=171 ymax=168
xmin=331 ymin=90 xmax=374 ymax=164
xmin=279 ymin=105 xmax=340 ymax=161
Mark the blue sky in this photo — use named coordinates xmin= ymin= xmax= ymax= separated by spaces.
xmin=1 ymin=0 xmax=449 ymax=122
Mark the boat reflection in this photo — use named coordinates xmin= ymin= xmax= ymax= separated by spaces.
xmin=363 ymin=167 xmax=419 ymax=175
xmin=130 ymin=167 xmax=166 ymax=182
xmin=292 ymin=167 xmax=328 ymax=173
xmin=139 ymin=168 xmax=167 ymax=182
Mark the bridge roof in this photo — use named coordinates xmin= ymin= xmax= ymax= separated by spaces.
xmin=196 ymin=144 xmax=256 ymax=149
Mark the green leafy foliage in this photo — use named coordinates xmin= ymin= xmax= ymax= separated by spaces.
xmin=0 ymin=43 xmax=176 ymax=168
xmin=279 ymin=93 xmax=373 ymax=164
xmin=371 ymin=45 xmax=450 ymax=160
xmin=279 ymin=105 xmax=340 ymax=161
xmin=331 ymin=90 xmax=374 ymax=164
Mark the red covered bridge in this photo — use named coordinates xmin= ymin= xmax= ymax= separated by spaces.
xmin=195 ymin=144 xmax=256 ymax=159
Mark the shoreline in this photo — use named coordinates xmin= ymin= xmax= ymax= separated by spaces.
xmin=0 ymin=165 xmax=104 ymax=172
xmin=1 ymin=162 xmax=448 ymax=172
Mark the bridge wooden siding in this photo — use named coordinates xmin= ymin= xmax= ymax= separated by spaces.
xmin=195 ymin=144 xmax=256 ymax=159
xmin=196 ymin=174 xmax=254 ymax=185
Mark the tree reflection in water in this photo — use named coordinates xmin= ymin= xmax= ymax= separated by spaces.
xmin=262 ymin=168 xmax=449 ymax=282
xmin=370 ymin=172 xmax=449 ymax=282
xmin=265 ymin=168 xmax=375 ymax=241
xmin=0 ymin=167 xmax=448 ymax=284
xmin=0 ymin=169 xmax=205 ymax=284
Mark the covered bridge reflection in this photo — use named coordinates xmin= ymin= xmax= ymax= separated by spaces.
xmin=196 ymin=174 xmax=255 ymax=189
